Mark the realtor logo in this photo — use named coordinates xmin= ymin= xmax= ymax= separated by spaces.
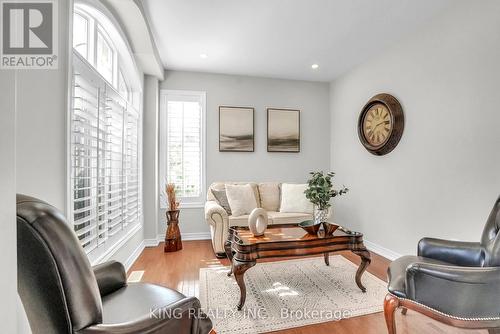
xmin=1 ymin=0 xmax=58 ymax=69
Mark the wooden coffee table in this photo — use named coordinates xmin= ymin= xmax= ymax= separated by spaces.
xmin=224 ymin=224 xmax=371 ymax=310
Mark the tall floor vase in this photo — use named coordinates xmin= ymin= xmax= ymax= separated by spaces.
xmin=165 ymin=210 xmax=182 ymax=252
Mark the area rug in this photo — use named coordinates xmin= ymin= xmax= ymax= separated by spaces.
xmin=199 ymin=255 xmax=387 ymax=334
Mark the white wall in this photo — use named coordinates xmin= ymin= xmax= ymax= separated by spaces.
xmin=329 ymin=0 xmax=500 ymax=256
xmin=0 ymin=70 xmax=17 ymax=333
xmin=159 ymin=71 xmax=330 ymax=236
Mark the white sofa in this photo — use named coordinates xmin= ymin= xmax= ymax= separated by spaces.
xmin=204 ymin=182 xmax=313 ymax=257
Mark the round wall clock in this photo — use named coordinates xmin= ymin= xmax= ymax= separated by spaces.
xmin=357 ymin=93 xmax=404 ymax=156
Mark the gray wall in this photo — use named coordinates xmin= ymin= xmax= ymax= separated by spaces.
xmin=0 ymin=70 xmax=17 ymax=333
xmin=329 ymin=0 xmax=500 ymax=255
xmin=159 ymin=71 xmax=330 ymax=236
xmin=143 ymin=75 xmax=160 ymax=240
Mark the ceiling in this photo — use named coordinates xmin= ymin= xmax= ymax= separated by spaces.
xmin=142 ymin=0 xmax=453 ymax=82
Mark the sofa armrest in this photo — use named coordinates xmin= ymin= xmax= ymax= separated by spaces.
xmin=204 ymin=201 xmax=229 ymax=255
xmin=92 ymin=260 xmax=127 ymax=297
xmin=204 ymin=200 xmax=228 ymax=224
xmin=417 ymin=237 xmax=483 ymax=266
xmin=405 ymin=262 xmax=500 ymax=318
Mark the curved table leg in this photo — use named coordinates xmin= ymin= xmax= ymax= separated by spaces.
xmin=225 ymin=240 xmax=233 ymax=276
xmin=352 ymin=249 xmax=371 ymax=292
xmin=233 ymin=259 xmax=256 ymax=310
xmin=324 ymin=252 xmax=330 ymax=266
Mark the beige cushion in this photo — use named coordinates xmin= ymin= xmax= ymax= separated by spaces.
xmin=280 ymin=183 xmax=314 ymax=214
xmin=229 ymin=214 xmax=252 ymax=227
xmin=226 ymin=184 xmax=258 ymax=216
xmin=207 ymin=182 xmax=260 ymax=205
xmin=258 ymin=182 xmax=280 ymax=211
xmin=267 ymin=211 xmax=312 ymax=225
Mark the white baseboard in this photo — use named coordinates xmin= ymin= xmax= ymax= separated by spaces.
xmin=364 ymin=239 xmax=401 ymax=261
xmin=144 ymin=232 xmax=211 ymax=248
xmin=144 ymin=237 xmax=161 ymax=247
xmin=123 ymin=240 xmax=145 ymax=271
xmin=182 ymin=232 xmax=211 ymax=240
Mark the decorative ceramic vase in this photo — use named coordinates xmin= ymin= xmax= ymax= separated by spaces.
xmin=322 ymin=221 xmax=339 ymax=235
xmin=314 ymin=208 xmax=329 ymax=224
xmin=298 ymin=220 xmax=321 ymax=235
xmin=248 ymin=208 xmax=268 ymax=236
xmin=165 ymin=210 xmax=182 ymax=252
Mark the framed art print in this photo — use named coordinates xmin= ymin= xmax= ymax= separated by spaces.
xmin=219 ymin=106 xmax=254 ymax=152
xmin=267 ymin=108 xmax=300 ymax=152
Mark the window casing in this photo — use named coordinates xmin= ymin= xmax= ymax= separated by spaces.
xmin=70 ymin=4 xmax=142 ymax=261
xmin=160 ymin=90 xmax=206 ymax=208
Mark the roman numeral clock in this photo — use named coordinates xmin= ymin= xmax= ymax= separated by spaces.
xmin=358 ymin=93 xmax=404 ymax=155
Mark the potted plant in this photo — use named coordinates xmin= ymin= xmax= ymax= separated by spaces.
xmin=304 ymin=171 xmax=348 ymax=226
xmin=165 ymin=183 xmax=182 ymax=252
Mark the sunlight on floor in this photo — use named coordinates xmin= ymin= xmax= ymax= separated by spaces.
xmin=263 ymin=282 xmax=299 ymax=297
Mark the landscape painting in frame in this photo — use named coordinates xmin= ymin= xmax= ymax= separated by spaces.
xmin=219 ymin=106 xmax=254 ymax=152
xmin=267 ymin=108 xmax=300 ymax=152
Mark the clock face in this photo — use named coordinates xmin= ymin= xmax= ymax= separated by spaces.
xmin=362 ymin=103 xmax=392 ymax=148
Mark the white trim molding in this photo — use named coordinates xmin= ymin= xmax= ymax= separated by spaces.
xmin=124 ymin=240 xmax=145 ymax=271
xmin=144 ymin=231 xmax=211 ymax=248
xmin=90 ymin=224 xmax=142 ymax=266
xmin=364 ymin=239 xmax=402 ymax=261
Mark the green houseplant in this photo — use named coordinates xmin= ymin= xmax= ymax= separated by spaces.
xmin=304 ymin=171 xmax=348 ymax=224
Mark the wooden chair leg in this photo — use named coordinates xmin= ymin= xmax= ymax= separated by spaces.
xmin=384 ymin=293 xmax=400 ymax=334
xmin=401 ymin=307 xmax=407 ymax=315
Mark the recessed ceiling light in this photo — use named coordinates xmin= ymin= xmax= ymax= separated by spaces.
xmin=311 ymin=64 xmax=319 ymax=70
xmin=200 ymin=53 xmax=208 ymax=59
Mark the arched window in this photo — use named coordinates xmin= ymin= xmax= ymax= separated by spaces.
xmin=70 ymin=1 xmax=142 ymax=261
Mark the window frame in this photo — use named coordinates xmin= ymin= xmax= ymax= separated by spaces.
xmin=73 ymin=6 xmax=129 ymax=102
xmin=159 ymin=90 xmax=207 ymax=209
xmin=69 ymin=2 xmax=143 ymax=264
xmin=73 ymin=11 xmax=90 ymax=59
xmin=95 ymin=25 xmax=116 ymax=86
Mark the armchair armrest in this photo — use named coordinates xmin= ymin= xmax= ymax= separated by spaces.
xmin=417 ymin=237 xmax=484 ymax=266
xmin=405 ymin=262 xmax=500 ymax=318
xmin=77 ymin=296 xmax=214 ymax=334
xmin=92 ymin=260 xmax=127 ymax=297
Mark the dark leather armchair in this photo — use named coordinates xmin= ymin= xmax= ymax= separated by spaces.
xmin=17 ymin=194 xmax=213 ymax=334
xmin=384 ymin=196 xmax=500 ymax=334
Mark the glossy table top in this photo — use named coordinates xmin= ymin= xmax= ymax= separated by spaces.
xmin=230 ymin=224 xmax=361 ymax=245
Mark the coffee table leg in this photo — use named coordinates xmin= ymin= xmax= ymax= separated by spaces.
xmin=225 ymin=240 xmax=233 ymax=276
xmin=324 ymin=252 xmax=330 ymax=266
xmin=233 ymin=259 xmax=256 ymax=310
xmin=352 ymin=249 xmax=371 ymax=292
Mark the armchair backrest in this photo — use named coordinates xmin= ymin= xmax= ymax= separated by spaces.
xmin=480 ymin=196 xmax=500 ymax=266
xmin=17 ymin=195 xmax=103 ymax=334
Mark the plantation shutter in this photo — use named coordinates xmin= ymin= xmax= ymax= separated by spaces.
xmin=165 ymin=93 xmax=203 ymax=199
xmin=71 ymin=52 xmax=141 ymax=255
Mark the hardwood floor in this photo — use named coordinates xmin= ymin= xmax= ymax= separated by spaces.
xmin=129 ymin=240 xmax=485 ymax=334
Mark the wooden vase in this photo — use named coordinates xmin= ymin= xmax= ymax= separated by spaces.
xmin=164 ymin=210 xmax=182 ymax=252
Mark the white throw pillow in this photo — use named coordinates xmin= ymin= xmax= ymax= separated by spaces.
xmin=225 ymin=184 xmax=258 ymax=216
xmin=280 ymin=183 xmax=314 ymax=214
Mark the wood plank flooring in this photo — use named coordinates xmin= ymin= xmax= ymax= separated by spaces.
xmin=129 ymin=240 xmax=485 ymax=334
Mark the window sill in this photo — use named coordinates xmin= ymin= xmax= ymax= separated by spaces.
xmin=160 ymin=202 xmax=204 ymax=210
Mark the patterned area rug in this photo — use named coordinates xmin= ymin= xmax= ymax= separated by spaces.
xmin=199 ymin=255 xmax=387 ymax=334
